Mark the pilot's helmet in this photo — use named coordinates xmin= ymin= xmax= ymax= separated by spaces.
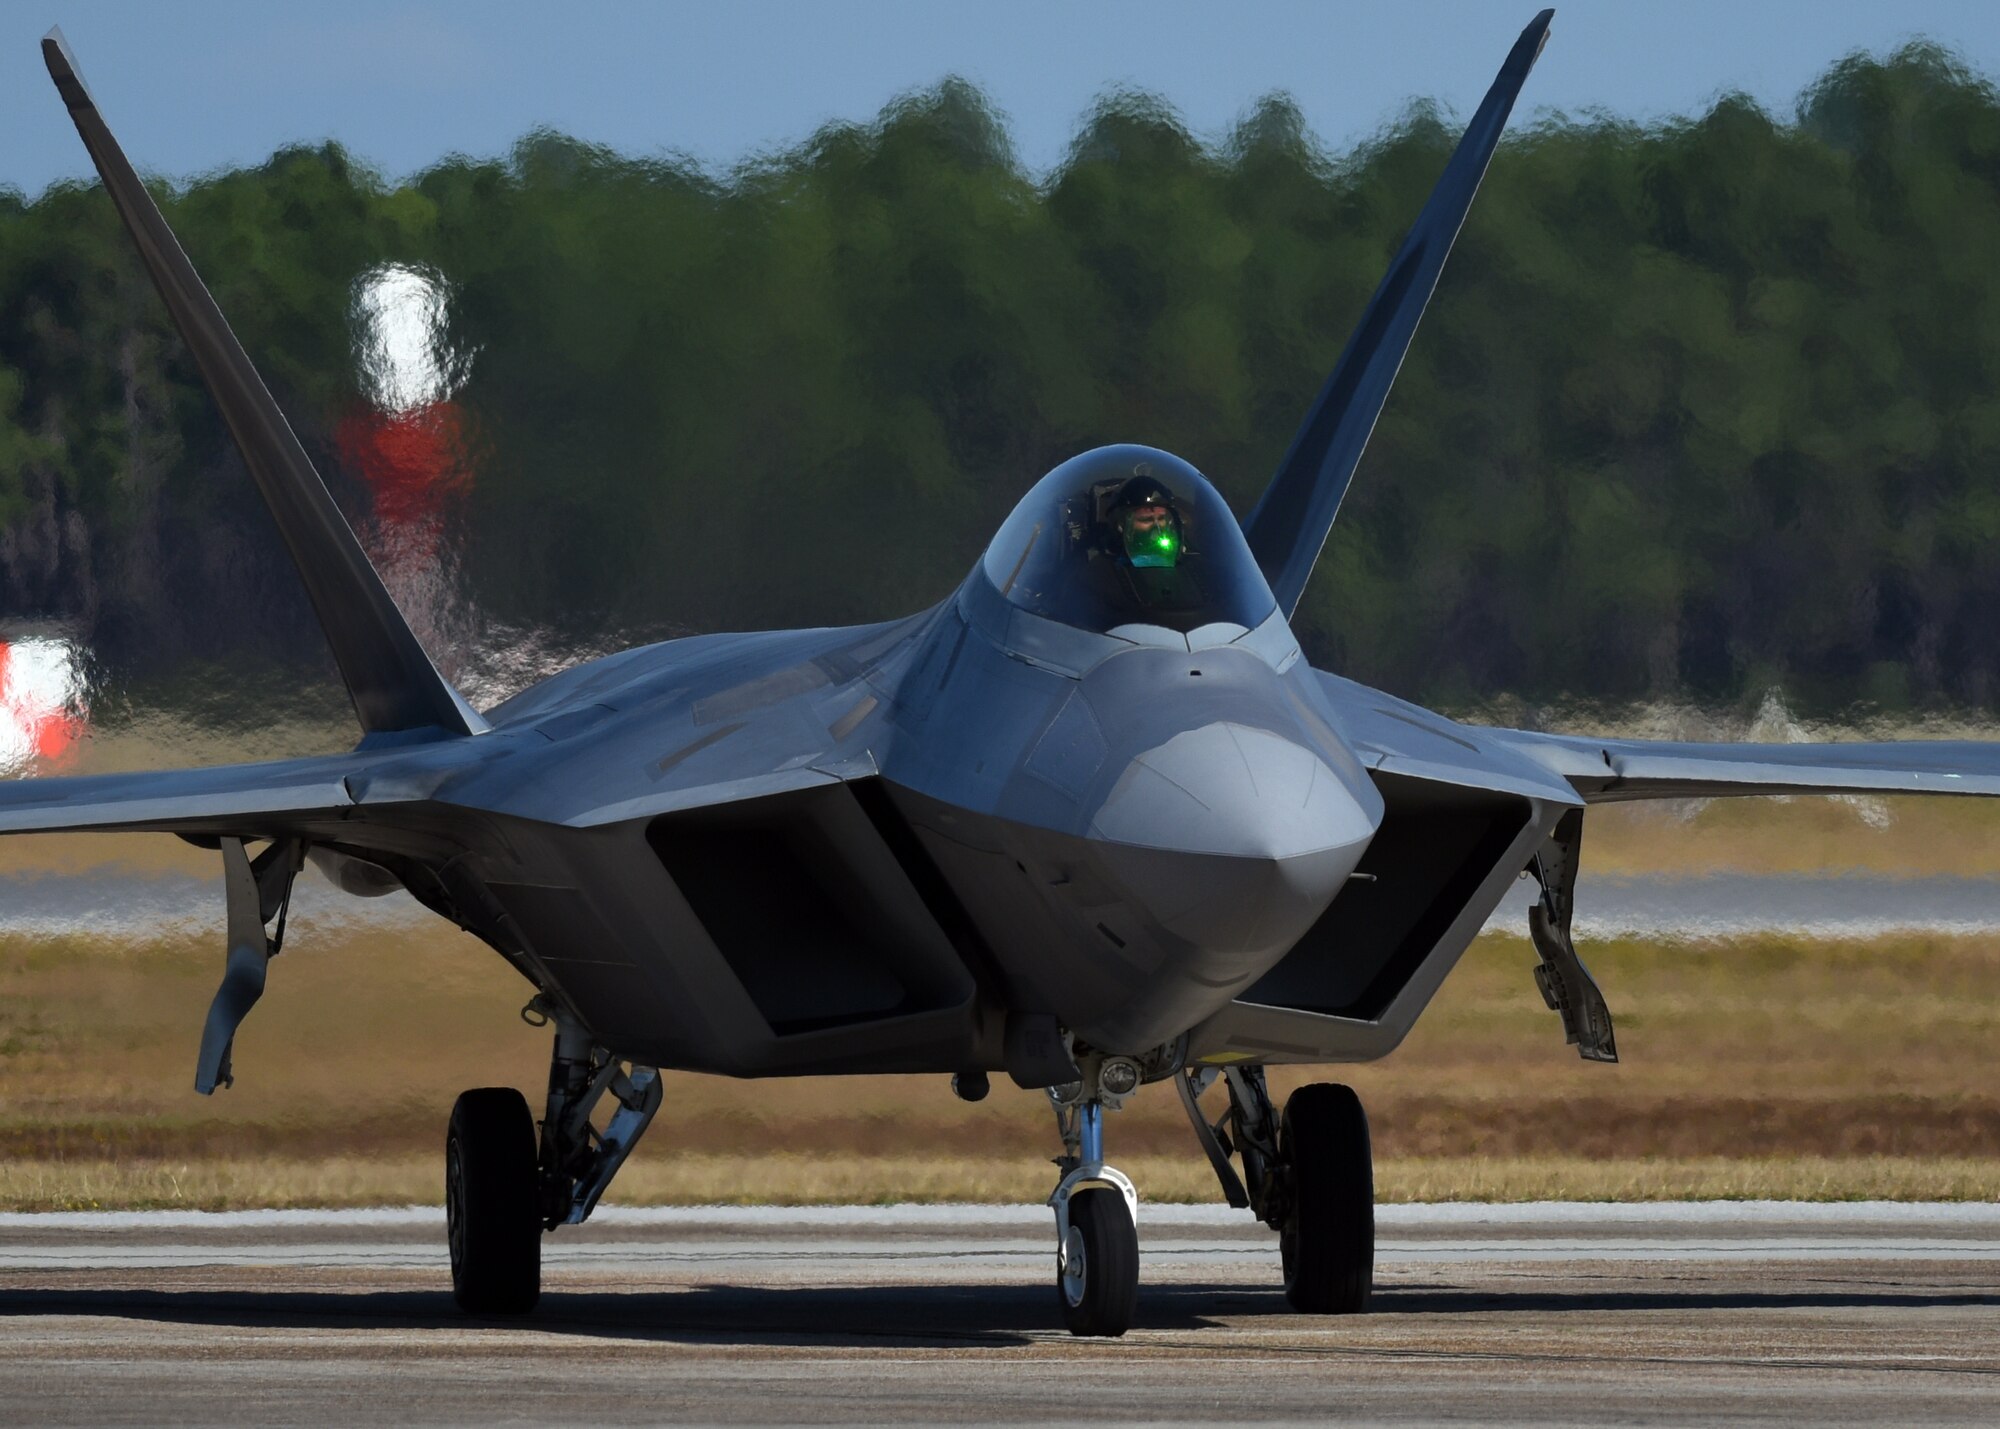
xmin=1108 ymin=473 xmax=1183 ymax=569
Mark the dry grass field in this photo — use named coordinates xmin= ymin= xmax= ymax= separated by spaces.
xmin=1585 ymin=791 xmax=2000 ymax=877
xmin=1 ymin=835 xmax=1995 ymax=1208
xmin=4 ymin=723 xmax=1998 ymax=1207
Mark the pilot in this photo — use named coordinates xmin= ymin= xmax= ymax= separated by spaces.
xmin=1108 ymin=475 xmax=1182 ymax=569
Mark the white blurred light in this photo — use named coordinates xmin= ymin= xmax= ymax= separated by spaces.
xmin=0 ymin=636 xmax=87 ymax=776
xmin=350 ymin=262 xmax=468 ymax=416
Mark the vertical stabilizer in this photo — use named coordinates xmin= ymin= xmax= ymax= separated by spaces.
xmin=1242 ymin=10 xmax=1553 ymax=619
xmin=42 ymin=29 xmax=486 ymax=738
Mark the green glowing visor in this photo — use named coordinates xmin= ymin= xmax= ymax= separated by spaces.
xmin=1121 ymin=507 xmax=1181 ymax=568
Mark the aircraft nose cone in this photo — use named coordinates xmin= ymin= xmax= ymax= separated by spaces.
xmin=1085 ymin=721 xmax=1378 ymax=965
xmin=1089 ymin=721 xmax=1375 ymax=863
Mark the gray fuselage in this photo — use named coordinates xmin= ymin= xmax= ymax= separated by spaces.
xmin=301 ymin=448 xmax=1536 ymax=1082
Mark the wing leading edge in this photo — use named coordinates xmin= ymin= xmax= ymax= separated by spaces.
xmin=1314 ymin=670 xmax=2000 ymax=804
xmin=0 ymin=754 xmax=367 ymax=837
xmin=1488 ymin=727 xmax=2000 ymax=802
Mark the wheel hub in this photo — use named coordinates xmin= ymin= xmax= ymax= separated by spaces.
xmin=1060 ymin=1225 xmax=1089 ymax=1307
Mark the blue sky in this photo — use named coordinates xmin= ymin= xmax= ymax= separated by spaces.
xmin=5 ymin=1 xmax=2000 ymax=193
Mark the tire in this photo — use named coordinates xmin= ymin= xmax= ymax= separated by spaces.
xmin=446 ymin=1087 xmax=542 ymax=1315
xmin=1278 ymin=1082 xmax=1373 ymax=1314
xmin=1057 ymin=1187 xmax=1139 ymax=1337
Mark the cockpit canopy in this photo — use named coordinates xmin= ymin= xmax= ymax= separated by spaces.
xmin=982 ymin=445 xmax=1277 ymax=636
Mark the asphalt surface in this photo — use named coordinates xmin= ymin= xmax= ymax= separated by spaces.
xmin=1 ymin=1202 xmax=1995 ymax=1425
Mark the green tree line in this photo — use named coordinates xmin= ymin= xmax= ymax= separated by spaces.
xmin=3 ymin=43 xmax=1999 ymax=718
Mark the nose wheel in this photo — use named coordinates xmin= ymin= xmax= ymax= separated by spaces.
xmin=1058 ymin=1185 xmax=1139 ymax=1335
xmin=1048 ymin=1067 xmax=1143 ymax=1337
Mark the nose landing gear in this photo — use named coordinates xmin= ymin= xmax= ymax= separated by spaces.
xmin=1048 ymin=1056 xmax=1144 ymax=1337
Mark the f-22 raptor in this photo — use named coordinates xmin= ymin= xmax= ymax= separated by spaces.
xmin=16 ymin=13 xmax=1995 ymax=1336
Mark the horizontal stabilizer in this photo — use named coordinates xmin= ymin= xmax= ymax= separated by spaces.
xmin=42 ymin=29 xmax=485 ymax=739
xmin=1242 ymin=9 xmax=1553 ymax=618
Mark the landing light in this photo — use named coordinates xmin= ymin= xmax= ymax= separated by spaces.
xmin=1099 ymin=1057 xmax=1141 ymax=1097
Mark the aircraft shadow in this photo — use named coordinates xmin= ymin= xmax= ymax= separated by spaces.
xmin=0 ymin=1282 xmax=1252 ymax=1347
xmin=1 ymin=1278 xmax=1992 ymax=1345
xmin=1374 ymin=1283 xmax=2000 ymax=1316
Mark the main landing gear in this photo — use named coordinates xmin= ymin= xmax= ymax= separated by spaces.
xmin=1177 ymin=1065 xmax=1375 ymax=1313
xmin=445 ymin=999 xmax=661 ymax=1315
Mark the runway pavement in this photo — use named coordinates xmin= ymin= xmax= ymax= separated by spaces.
xmin=1 ymin=1202 xmax=1995 ymax=1424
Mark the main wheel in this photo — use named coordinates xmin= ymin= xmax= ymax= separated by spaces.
xmin=1057 ymin=1187 xmax=1139 ymax=1337
xmin=445 ymin=1087 xmax=542 ymax=1315
xmin=1278 ymin=1082 xmax=1373 ymax=1314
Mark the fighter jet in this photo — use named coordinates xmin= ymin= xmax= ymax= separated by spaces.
xmin=16 ymin=11 xmax=1998 ymax=1336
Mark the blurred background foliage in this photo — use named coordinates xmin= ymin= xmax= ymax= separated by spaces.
xmin=4 ymin=42 xmax=2000 ymax=725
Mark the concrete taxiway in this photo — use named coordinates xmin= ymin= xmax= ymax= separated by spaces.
xmin=0 ymin=1202 xmax=1995 ymax=1424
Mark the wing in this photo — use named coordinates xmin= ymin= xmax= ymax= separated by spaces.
xmin=1316 ymin=670 xmax=1584 ymax=803
xmin=0 ymin=752 xmax=371 ymax=837
xmin=1483 ymin=726 xmax=2000 ymax=802
xmin=1314 ymin=670 xmax=2000 ymax=803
